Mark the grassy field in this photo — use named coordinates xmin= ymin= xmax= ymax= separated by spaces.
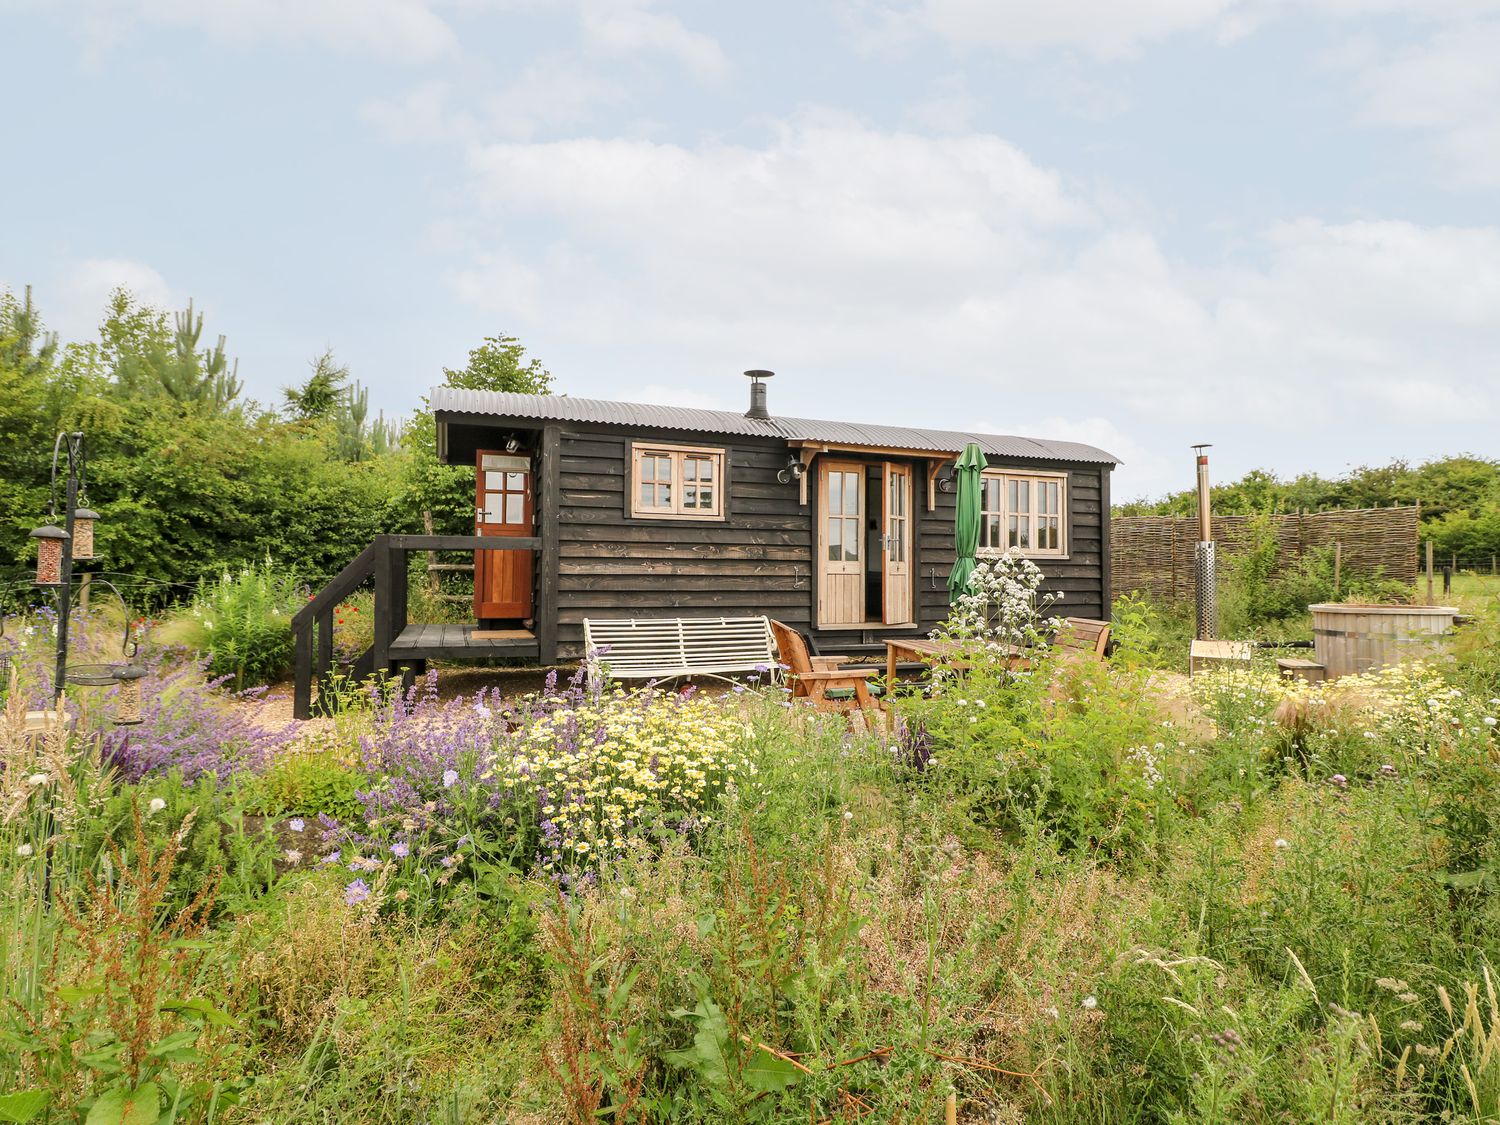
xmin=6 ymin=573 xmax=1500 ymax=1122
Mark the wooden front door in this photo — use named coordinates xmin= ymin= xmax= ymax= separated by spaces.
xmin=817 ymin=460 xmax=865 ymax=627
xmin=474 ymin=451 xmax=534 ymax=621
xmin=882 ymin=462 xmax=913 ymax=624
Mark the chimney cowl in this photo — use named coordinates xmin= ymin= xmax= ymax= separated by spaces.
xmin=744 ymin=369 xmax=774 ymax=420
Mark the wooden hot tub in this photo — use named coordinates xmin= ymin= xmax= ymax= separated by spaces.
xmin=1310 ymin=603 xmax=1460 ymax=678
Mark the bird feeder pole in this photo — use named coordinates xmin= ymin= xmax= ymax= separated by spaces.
xmin=54 ymin=434 xmax=87 ymax=704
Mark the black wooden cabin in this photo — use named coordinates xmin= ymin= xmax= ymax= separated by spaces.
xmin=437 ymin=373 xmax=1117 ymax=660
xmin=292 ymin=372 xmax=1117 ymax=716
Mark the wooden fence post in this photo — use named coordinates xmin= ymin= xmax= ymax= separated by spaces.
xmin=423 ymin=510 xmax=440 ymax=596
xmin=78 ymin=571 xmax=91 ymax=612
xmin=1426 ymin=540 xmax=1435 ymax=605
xmin=1333 ymin=542 xmax=1342 ymax=596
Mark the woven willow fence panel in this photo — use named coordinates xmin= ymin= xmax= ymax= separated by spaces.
xmin=1111 ymin=506 xmax=1420 ymax=601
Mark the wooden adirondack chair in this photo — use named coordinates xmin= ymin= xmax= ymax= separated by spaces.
xmin=1051 ymin=617 xmax=1111 ymax=660
xmin=769 ymin=620 xmax=884 ymax=720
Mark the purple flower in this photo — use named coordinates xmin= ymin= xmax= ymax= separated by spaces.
xmin=344 ymin=878 xmax=370 ymax=905
xmin=1330 ymin=773 xmax=1349 ymax=790
xmin=391 ymin=841 xmax=409 ymax=858
xmin=441 ymin=855 xmax=458 ymax=869
xmin=442 ymin=769 xmax=459 ymax=789
xmin=288 ymin=818 xmax=305 ymax=832
xmin=1379 ymin=764 xmax=1398 ymax=778
xmin=320 ymin=850 xmax=341 ymax=865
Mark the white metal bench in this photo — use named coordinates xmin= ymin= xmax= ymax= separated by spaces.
xmin=583 ymin=616 xmax=779 ymax=683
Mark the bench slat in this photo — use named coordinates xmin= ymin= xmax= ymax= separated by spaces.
xmin=584 ymin=615 xmax=777 ymax=682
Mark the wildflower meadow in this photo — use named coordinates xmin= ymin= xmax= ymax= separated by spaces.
xmin=6 ymin=561 xmax=1500 ymax=1123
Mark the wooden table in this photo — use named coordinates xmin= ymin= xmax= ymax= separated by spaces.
xmin=1189 ymin=639 xmax=1252 ymax=677
xmin=885 ymin=638 xmax=964 ymax=688
xmin=885 ymin=637 xmax=1034 ymax=688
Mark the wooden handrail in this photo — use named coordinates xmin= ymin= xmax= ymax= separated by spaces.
xmin=388 ymin=534 xmax=539 ymax=551
xmin=292 ymin=537 xmax=386 ymax=629
xmin=292 ymin=532 xmax=544 ymax=718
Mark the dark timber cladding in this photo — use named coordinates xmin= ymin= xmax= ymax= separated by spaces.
xmin=433 ymin=385 xmax=1118 ymax=662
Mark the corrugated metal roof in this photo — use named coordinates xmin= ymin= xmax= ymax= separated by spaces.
xmin=431 ymin=387 xmax=1118 ymax=465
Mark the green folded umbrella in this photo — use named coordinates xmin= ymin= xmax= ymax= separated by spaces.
xmin=947 ymin=442 xmax=987 ymax=604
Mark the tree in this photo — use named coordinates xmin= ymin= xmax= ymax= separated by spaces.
xmin=282 ymin=350 xmax=350 ymax=421
xmin=441 ymin=334 xmax=552 ymax=395
xmin=105 ymin=292 xmax=244 ymax=414
xmin=400 ymin=333 xmax=557 ymax=533
xmin=0 ymin=285 xmax=58 ymax=375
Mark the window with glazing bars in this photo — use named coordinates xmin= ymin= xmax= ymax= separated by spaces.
xmin=978 ymin=472 xmax=1067 ymax=556
xmin=630 ymin=445 xmax=726 ymax=519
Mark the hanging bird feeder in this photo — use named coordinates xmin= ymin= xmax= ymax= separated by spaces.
xmin=110 ymin=663 xmax=148 ymax=726
xmin=71 ymin=507 xmax=99 ymax=561
xmin=29 ymin=525 xmax=69 ymax=587
xmin=59 ymin=578 xmax=146 ymax=727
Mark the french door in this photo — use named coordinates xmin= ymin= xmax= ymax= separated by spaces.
xmin=816 ymin=459 xmax=915 ymax=628
xmin=882 ymin=462 xmax=913 ymax=624
xmin=817 ymin=461 xmax=865 ymax=627
xmin=474 ymin=451 xmax=534 ymax=621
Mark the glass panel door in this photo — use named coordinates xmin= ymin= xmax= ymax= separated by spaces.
xmin=818 ymin=461 xmax=865 ymax=627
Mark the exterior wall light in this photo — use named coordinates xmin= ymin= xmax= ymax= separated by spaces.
xmin=776 ymin=457 xmax=806 ymax=485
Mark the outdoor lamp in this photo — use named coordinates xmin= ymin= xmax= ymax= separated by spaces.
xmin=111 ymin=664 xmax=148 ymax=726
xmin=29 ymin=525 xmax=69 ymax=587
xmin=776 ymin=456 xmax=806 ymax=485
xmin=70 ymin=508 xmax=99 ymax=560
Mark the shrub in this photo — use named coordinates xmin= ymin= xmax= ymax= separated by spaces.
xmin=98 ymin=657 xmax=291 ymax=783
xmin=323 ymin=670 xmax=759 ymax=913
xmin=2 ymin=805 xmax=248 ymax=1123
xmin=163 ymin=559 xmax=303 ymax=688
xmin=248 ymin=748 xmax=367 ymax=822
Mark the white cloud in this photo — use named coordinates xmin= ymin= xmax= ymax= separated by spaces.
xmin=360 ymin=2 xmax=719 ymax=144
xmin=57 ymin=0 xmax=459 ymax=61
xmin=904 ymin=74 xmax=978 ymax=133
xmin=52 ymin=258 xmax=177 ymax=342
xmin=448 ymin=116 xmax=1500 ymax=497
xmin=858 ymin=0 xmax=1253 ymax=59
xmin=362 ymin=81 xmax=477 ymax=143
xmin=578 ymin=0 xmax=728 ymax=80
xmin=861 ymin=0 xmax=1500 ymax=58
xmin=1341 ymin=20 xmax=1500 ymax=187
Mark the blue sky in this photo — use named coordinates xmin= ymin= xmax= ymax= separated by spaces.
xmin=4 ymin=0 xmax=1498 ymax=499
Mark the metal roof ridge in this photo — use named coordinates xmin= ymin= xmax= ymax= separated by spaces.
xmin=429 ymin=386 xmax=1119 ymax=464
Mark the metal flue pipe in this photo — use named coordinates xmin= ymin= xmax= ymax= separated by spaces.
xmin=1191 ymin=444 xmax=1218 ymax=640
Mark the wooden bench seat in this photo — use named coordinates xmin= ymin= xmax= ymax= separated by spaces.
xmin=1052 ymin=617 xmax=1110 ymax=658
xmin=583 ymin=616 xmax=778 ymax=682
xmin=1277 ymin=657 xmax=1327 ymax=683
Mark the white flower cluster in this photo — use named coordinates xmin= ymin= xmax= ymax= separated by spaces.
xmin=939 ymin=550 xmax=1062 ymax=654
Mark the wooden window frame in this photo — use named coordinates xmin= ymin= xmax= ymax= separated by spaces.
xmin=628 ymin=442 xmax=727 ymax=521
xmin=977 ymin=469 xmax=1069 ymax=558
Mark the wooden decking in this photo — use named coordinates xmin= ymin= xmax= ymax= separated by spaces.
xmin=389 ymin=624 xmax=539 ymax=661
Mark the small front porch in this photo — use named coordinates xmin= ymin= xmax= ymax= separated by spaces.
xmin=291 ymin=533 xmax=550 ymax=719
xmin=389 ymin=623 xmax=538 ymax=661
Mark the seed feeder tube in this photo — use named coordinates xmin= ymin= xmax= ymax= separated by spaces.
xmin=71 ymin=508 xmax=99 ymax=560
xmin=111 ymin=664 xmax=148 ymax=726
xmin=29 ymin=525 xmax=69 ymax=587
